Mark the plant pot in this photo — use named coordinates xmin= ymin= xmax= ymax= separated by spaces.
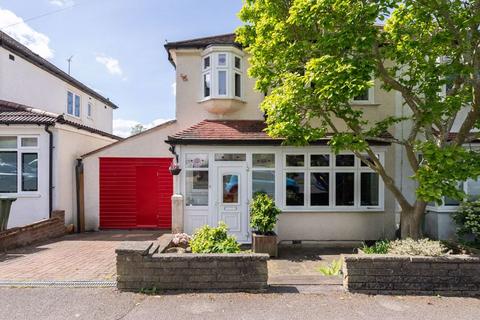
xmin=169 ymin=168 xmax=182 ymax=175
xmin=252 ymin=232 xmax=278 ymax=257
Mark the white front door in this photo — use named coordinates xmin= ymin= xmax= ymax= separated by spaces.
xmin=216 ymin=165 xmax=249 ymax=243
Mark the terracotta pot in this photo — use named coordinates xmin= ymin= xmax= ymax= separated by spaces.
xmin=252 ymin=232 xmax=278 ymax=257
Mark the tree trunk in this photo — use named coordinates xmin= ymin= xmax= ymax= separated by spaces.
xmin=400 ymin=201 xmax=427 ymax=239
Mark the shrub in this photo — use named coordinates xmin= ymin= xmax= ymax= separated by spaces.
xmin=190 ymin=222 xmax=240 ymax=253
xmin=388 ymin=238 xmax=449 ymax=256
xmin=453 ymin=200 xmax=480 ymax=245
xmin=249 ymin=194 xmax=281 ymax=234
xmin=318 ymin=259 xmax=343 ymax=276
xmin=361 ymin=240 xmax=390 ymax=254
xmin=171 ymin=233 xmax=191 ymax=248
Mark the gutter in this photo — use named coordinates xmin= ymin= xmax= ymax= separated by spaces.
xmin=44 ymin=125 xmax=53 ymax=218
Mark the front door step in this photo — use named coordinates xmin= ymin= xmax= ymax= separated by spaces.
xmin=268 ymin=275 xmax=342 ymax=286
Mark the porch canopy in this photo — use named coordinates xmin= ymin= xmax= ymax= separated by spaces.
xmin=166 ymin=120 xmax=393 ymax=146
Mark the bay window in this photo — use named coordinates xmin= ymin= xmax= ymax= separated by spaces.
xmin=283 ymin=152 xmax=383 ymax=210
xmin=0 ymin=136 xmax=39 ymax=194
xmin=201 ymin=50 xmax=244 ymax=100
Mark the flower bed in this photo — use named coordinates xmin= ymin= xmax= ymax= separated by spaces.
xmin=116 ymin=234 xmax=269 ymax=292
xmin=343 ymin=239 xmax=480 ymax=296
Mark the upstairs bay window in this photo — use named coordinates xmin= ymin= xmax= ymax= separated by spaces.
xmin=201 ymin=50 xmax=244 ymax=100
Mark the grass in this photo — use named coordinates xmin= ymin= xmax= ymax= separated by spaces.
xmin=317 ymin=259 xmax=343 ymax=276
xmin=361 ymin=240 xmax=390 ymax=254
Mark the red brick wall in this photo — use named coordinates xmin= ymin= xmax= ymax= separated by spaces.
xmin=0 ymin=210 xmax=66 ymax=251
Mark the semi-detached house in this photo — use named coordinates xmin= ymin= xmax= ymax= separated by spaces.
xmin=0 ymin=31 xmax=120 ymax=228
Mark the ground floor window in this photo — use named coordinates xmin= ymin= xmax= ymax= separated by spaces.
xmin=0 ymin=136 xmax=39 ymax=194
xmin=252 ymin=153 xmax=275 ymax=199
xmin=283 ymin=152 xmax=382 ymax=210
xmin=185 ymin=154 xmax=209 ymax=206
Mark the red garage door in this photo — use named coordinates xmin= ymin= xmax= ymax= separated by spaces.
xmin=99 ymin=157 xmax=173 ymax=229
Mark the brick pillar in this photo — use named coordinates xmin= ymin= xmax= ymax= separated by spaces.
xmin=171 ymin=195 xmax=184 ymax=233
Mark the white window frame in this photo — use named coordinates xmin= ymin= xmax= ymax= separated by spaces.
xmin=184 ymin=153 xmax=210 ymax=208
xmin=352 ymin=86 xmax=375 ymax=105
xmin=251 ymin=153 xmax=276 ymax=199
xmin=282 ymin=151 xmax=384 ymax=211
xmin=199 ymin=47 xmax=245 ymax=101
xmin=0 ymin=135 xmax=40 ymax=196
xmin=66 ymin=90 xmax=81 ymax=118
xmin=87 ymin=102 xmax=93 ymax=118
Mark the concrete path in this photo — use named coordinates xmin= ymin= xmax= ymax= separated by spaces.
xmin=0 ymin=287 xmax=478 ymax=320
xmin=0 ymin=230 xmax=166 ymax=281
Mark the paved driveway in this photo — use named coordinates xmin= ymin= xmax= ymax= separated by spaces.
xmin=0 ymin=231 xmax=166 ymax=281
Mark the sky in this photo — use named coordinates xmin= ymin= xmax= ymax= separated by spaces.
xmin=0 ymin=0 xmax=244 ymax=137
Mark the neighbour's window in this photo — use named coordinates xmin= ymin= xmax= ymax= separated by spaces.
xmin=252 ymin=154 xmax=275 ymax=199
xmin=283 ymin=152 xmax=382 ymax=209
xmin=0 ymin=136 xmax=39 ymax=193
xmin=353 ymin=88 xmax=370 ymax=102
xmin=67 ymin=91 xmax=81 ymax=117
xmin=185 ymin=154 xmax=209 ymax=206
xmin=87 ymin=102 xmax=93 ymax=118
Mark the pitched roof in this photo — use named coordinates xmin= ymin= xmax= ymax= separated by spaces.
xmin=0 ymin=100 xmax=121 ymax=140
xmin=167 ymin=120 xmax=392 ymax=145
xmin=164 ymin=33 xmax=239 ymax=50
xmin=164 ymin=33 xmax=240 ymax=66
xmin=0 ymin=31 xmax=118 ymax=109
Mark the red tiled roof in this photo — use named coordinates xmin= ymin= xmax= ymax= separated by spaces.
xmin=167 ymin=120 xmax=392 ymax=145
xmin=0 ymin=100 xmax=121 ymax=140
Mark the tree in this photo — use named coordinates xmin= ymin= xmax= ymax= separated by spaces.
xmin=237 ymin=0 xmax=480 ymax=239
xmin=130 ymin=124 xmax=146 ymax=136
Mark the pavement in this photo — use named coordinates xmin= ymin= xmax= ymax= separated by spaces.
xmin=0 ymin=287 xmax=479 ymax=320
xmin=0 ymin=230 xmax=166 ymax=281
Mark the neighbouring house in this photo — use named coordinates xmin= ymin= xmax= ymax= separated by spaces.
xmin=82 ymin=33 xmax=480 ymax=242
xmin=0 ymin=31 xmax=120 ymax=229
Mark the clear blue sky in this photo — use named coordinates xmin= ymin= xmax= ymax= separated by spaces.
xmin=0 ymin=0 xmax=243 ymax=136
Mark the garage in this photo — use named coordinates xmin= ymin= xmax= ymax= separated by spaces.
xmin=99 ymin=157 xmax=173 ymax=229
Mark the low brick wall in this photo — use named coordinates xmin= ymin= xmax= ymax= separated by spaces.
xmin=116 ymin=238 xmax=269 ymax=292
xmin=342 ymin=254 xmax=480 ymax=296
xmin=0 ymin=210 xmax=65 ymax=251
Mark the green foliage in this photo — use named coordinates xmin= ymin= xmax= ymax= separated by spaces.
xmin=237 ymin=0 xmax=480 ymax=238
xmin=317 ymin=259 xmax=343 ymax=276
xmin=388 ymin=238 xmax=449 ymax=257
xmin=190 ymin=222 xmax=241 ymax=254
xmin=453 ymin=201 xmax=480 ymax=245
xmin=249 ymin=194 xmax=281 ymax=234
xmin=361 ymin=240 xmax=390 ymax=254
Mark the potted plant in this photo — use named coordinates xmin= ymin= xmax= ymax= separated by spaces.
xmin=169 ymin=161 xmax=182 ymax=175
xmin=249 ymin=194 xmax=281 ymax=257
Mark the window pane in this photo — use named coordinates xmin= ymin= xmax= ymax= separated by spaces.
xmin=185 ymin=154 xmax=208 ymax=168
xmin=234 ymin=73 xmax=241 ymax=97
xmin=354 ymin=88 xmax=369 ymax=101
xmin=74 ymin=95 xmax=81 ymax=117
xmin=234 ymin=56 xmax=241 ymax=69
xmin=0 ymin=137 xmax=17 ymax=149
xmin=21 ymin=137 xmax=37 ymax=147
xmin=186 ymin=170 xmax=208 ymax=206
xmin=22 ymin=153 xmax=38 ymax=192
xmin=311 ymin=172 xmax=329 ymax=206
xmin=286 ymin=154 xmax=304 ymax=167
xmin=336 ymin=172 xmax=354 ymax=206
xmin=214 ymin=153 xmax=246 ymax=161
xmin=252 ymin=154 xmax=275 ymax=168
xmin=0 ymin=151 xmax=17 ymax=193
xmin=67 ymin=91 xmax=73 ymax=114
xmin=223 ymin=174 xmax=239 ymax=203
xmin=253 ymin=171 xmax=275 ymax=199
xmin=218 ymin=53 xmax=227 ymax=66
xmin=286 ymin=172 xmax=304 ymax=206
xmin=311 ymin=154 xmax=329 ymax=167
xmin=218 ymin=70 xmax=227 ymax=95
xmin=203 ymin=73 xmax=211 ymax=97
xmin=466 ymin=179 xmax=480 ymax=201
xmin=335 ymin=155 xmax=355 ymax=167
xmin=203 ymin=56 xmax=210 ymax=69
xmin=361 ymin=172 xmax=379 ymax=206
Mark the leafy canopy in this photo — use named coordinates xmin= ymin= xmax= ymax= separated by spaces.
xmin=237 ymin=0 xmax=480 ymax=206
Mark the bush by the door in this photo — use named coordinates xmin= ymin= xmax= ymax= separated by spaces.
xmin=190 ymin=222 xmax=240 ymax=253
xmin=453 ymin=200 xmax=480 ymax=246
xmin=250 ymin=194 xmax=281 ymax=234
